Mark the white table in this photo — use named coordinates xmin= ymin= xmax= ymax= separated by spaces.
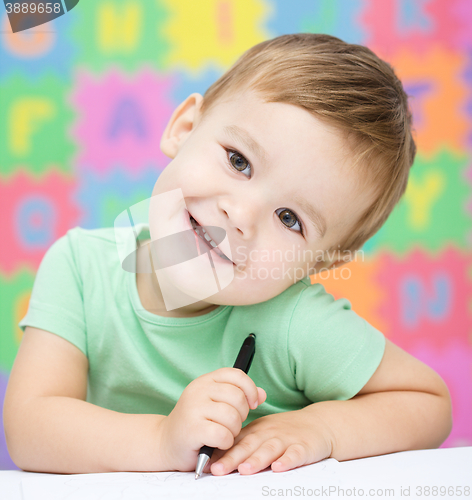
xmin=1 ymin=447 xmax=471 ymax=500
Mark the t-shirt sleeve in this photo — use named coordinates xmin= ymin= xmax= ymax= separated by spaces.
xmin=287 ymin=283 xmax=385 ymax=402
xmin=18 ymin=228 xmax=87 ymax=357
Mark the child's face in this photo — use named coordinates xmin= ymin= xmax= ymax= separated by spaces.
xmin=148 ymin=89 xmax=373 ymax=314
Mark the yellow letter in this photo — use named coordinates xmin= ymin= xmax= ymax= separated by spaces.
xmin=98 ymin=2 xmax=141 ymax=54
xmin=9 ymin=98 xmax=55 ymax=156
xmin=404 ymin=171 xmax=445 ymax=229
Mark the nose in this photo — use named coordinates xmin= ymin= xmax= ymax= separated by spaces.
xmin=222 ymin=209 xmax=243 ymax=236
xmin=220 ymin=202 xmax=256 ymax=239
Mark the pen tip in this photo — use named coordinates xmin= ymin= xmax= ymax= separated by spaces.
xmin=195 ymin=473 xmax=199 ymax=480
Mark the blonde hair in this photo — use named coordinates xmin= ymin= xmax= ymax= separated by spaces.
xmin=200 ymin=33 xmax=416 ymax=253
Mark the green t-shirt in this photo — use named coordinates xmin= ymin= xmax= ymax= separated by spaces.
xmin=18 ymin=224 xmax=385 ymax=424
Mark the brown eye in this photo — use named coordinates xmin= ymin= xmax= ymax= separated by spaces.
xmin=229 ymin=151 xmax=249 ymax=172
xmin=279 ymin=209 xmax=297 ymax=228
xmin=276 ymin=208 xmax=304 ymax=235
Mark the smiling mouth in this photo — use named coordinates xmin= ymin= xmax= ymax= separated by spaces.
xmin=188 ymin=212 xmax=234 ymax=264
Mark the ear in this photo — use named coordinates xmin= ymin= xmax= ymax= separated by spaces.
xmin=160 ymin=93 xmax=204 ymax=159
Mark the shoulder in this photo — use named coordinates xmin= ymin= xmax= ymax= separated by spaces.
xmin=284 ymin=280 xmax=386 ymax=401
xmin=47 ymin=226 xmax=122 ymax=275
xmin=64 ymin=226 xmax=118 ymax=247
xmin=287 ymin=278 xmax=372 ymax=348
xmin=235 ymin=278 xmax=342 ymax=325
xmin=50 ymin=226 xmax=118 ymax=252
xmin=229 ymin=278 xmax=341 ymax=342
xmin=291 ymin=279 xmax=353 ymax=319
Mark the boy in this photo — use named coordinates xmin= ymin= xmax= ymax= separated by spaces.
xmin=3 ymin=34 xmax=452 ymax=475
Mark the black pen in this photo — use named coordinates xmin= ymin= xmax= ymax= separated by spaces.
xmin=195 ymin=333 xmax=257 ymax=479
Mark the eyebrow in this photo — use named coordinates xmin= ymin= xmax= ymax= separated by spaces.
xmin=223 ymin=125 xmax=327 ymax=238
xmin=294 ymin=196 xmax=327 ymax=238
xmin=223 ymin=125 xmax=269 ymax=164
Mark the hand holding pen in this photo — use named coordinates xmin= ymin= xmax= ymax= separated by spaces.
xmin=155 ymin=334 xmax=266 ymax=474
xmin=195 ymin=333 xmax=257 ymax=478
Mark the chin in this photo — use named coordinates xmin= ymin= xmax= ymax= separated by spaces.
xmin=153 ymin=260 xmax=235 ymax=311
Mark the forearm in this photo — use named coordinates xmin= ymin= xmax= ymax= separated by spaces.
xmin=5 ymin=396 xmax=167 ymax=473
xmin=304 ymin=390 xmax=453 ymax=462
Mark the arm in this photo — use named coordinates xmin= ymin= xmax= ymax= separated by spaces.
xmin=303 ymin=338 xmax=453 ymax=461
xmin=4 ymin=326 xmax=265 ymax=474
xmin=3 ymin=326 xmax=166 ymax=473
xmin=210 ymin=339 xmax=453 ymax=475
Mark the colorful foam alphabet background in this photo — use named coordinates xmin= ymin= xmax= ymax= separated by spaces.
xmin=1 ymin=0 xmax=471 ymax=469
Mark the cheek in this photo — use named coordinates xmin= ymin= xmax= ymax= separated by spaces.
xmin=251 ymin=258 xmax=311 ymax=286
xmin=153 ymin=159 xmax=193 ymax=199
xmin=153 ymin=159 xmax=179 ymax=194
xmin=176 ymin=151 xmax=214 ymax=184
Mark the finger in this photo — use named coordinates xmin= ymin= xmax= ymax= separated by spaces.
xmin=201 ymin=401 xmax=243 ymax=440
xmin=237 ymin=438 xmax=286 ymax=475
xmin=199 ymin=419 xmax=235 ymax=450
xmin=271 ymin=443 xmax=311 ymax=472
xmin=257 ymin=387 xmax=267 ymax=405
xmin=208 ymin=382 xmax=250 ymax=423
xmin=211 ymin=434 xmax=262 ymax=476
xmin=210 ymin=368 xmax=260 ymax=409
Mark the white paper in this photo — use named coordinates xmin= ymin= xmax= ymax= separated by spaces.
xmin=5 ymin=447 xmax=472 ymax=500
